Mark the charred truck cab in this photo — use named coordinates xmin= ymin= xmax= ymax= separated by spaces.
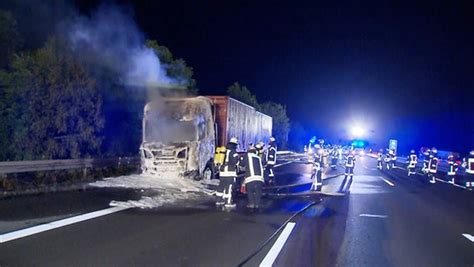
xmin=140 ymin=96 xmax=272 ymax=180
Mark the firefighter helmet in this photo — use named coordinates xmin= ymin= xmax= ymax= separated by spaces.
xmin=431 ymin=147 xmax=438 ymax=154
xmin=229 ymin=137 xmax=238 ymax=144
xmin=410 ymin=149 xmax=415 ymax=154
xmin=470 ymin=150 xmax=474 ymax=156
xmin=269 ymin=136 xmax=276 ymax=142
xmin=248 ymin=145 xmax=256 ymax=153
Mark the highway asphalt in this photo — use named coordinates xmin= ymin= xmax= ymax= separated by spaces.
xmin=0 ymin=155 xmax=473 ymax=266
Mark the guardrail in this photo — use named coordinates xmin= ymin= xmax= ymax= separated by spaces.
xmin=0 ymin=157 xmax=140 ymax=174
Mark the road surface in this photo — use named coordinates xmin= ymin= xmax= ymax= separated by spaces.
xmin=0 ymin=155 xmax=473 ymax=266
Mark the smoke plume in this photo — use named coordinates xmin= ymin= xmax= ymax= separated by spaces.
xmin=65 ymin=4 xmax=177 ymax=89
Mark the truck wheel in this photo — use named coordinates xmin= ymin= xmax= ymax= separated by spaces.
xmin=201 ymin=165 xmax=214 ymax=181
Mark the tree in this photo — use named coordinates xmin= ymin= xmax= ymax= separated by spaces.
xmin=146 ymin=39 xmax=197 ymax=95
xmin=227 ymin=82 xmax=260 ymax=109
xmin=288 ymin=121 xmax=307 ymax=151
xmin=260 ymin=102 xmax=290 ymax=149
xmin=1 ymin=38 xmax=103 ymax=160
xmin=0 ymin=10 xmax=22 ymax=68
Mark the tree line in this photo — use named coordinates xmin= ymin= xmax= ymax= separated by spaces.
xmin=0 ymin=9 xmax=294 ymax=161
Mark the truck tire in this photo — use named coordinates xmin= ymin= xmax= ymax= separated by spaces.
xmin=202 ymin=165 xmax=214 ymax=181
xmin=194 ymin=165 xmax=214 ymax=181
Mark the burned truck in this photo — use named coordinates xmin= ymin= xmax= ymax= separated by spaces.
xmin=140 ymin=96 xmax=272 ymax=180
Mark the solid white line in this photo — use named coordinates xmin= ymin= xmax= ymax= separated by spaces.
xmin=0 ymin=206 xmax=129 ymax=243
xmin=360 ymin=214 xmax=388 ymax=218
xmin=452 ymin=183 xmax=467 ymax=189
xmin=393 ymin=166 xmax=405 ymax=170
xmin=259 ymin=222 xmax=296 ymax=267
xmin=378 ymin=176 xmax=395 ymax=186
xmin=462 ymin=233 xmax=474 ymax=243
xmin=435 ymin=178 xmax=450 ymax=184
xmin=433 ymin=178 xmax=468 ymax=189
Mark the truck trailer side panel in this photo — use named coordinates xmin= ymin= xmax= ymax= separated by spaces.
xmin=207 ymin=96 xmax=272 ymax=150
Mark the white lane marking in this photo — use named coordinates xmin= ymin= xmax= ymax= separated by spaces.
xmin=433 ymin=178 xmax=468 ymax=189
xmin=274 ymin=161 xmax=294 ymax=168
xmin=393 ymin=166 xmax=405 ymax=170
xmin=359 ymin=214 xmax=388 ymax=218
xmin=435 ymin=178 xmax=450 ymax=184
xmin=378 ymin=176 xmax=395 ymax=187
xmin=452 ymin=183 xmax=467 ymax=189
xmin=462 ymin=233 xmax=474 ymax=243
xmin=0 ymin=206 xmax=129 ymax=243
xmin=259 ymin=222 xmax=296 ymax=267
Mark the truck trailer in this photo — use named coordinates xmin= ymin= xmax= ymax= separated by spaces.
xmin=140 ymin=96 xmax=272 ymax=180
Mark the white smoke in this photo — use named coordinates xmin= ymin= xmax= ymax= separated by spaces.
xmin=66 ymin=4 xmax=176 ymax=88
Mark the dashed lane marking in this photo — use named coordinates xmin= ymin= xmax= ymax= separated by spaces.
xmin=462 ymin=233 xmax=474 ymax=243
xmin=378 ymin=176 xmax=395 ymax=186
xmin=359 ymin=214 xmax=388 ymax=218
xmin=259 ymin=222 xmax=296 ymax=267
xmin=0 ymin=206 xmax=129 ymax=243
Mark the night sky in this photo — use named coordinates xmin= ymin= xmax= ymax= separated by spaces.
xmin=6 ymin=0 xmax=474 ymax=153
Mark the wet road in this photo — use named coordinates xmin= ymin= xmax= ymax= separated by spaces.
xmin=0 ymin=155 xmax=473 ymax=266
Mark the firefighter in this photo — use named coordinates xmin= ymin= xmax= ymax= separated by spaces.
xmin=341 ymin=150 xmax=356 ymax=190
xmin=216 ymin=137 xmax=240 ymax=207
xmin=384 ymin=149 xmax=392 ymax=170
xmin=242 ymin=145 xmax=265 ymax=209
xmin=427 ymin=148 xmax=439 ymax=184
xmin=390 ymin=149 xmax=397 ymax=169
xmin=330 ymin=147 xmax=338 ymax=170
xmin=407 ymin=149 xmax=418 ymax=176
xmin=447 ymin=154 xmax=458 ymax=184
xmin=255 ymin=141 xmax=265 ymax=160
xmin=310 ymin=148 xmax=323 ymax=191
xmin=377 ymin=149 xmax=383 ymax=170
xmin=422 ymin=149 xmax=431 ymax=173
xmin=462 ymin=150 xmax=474 ymax=190
xmin=265 ymin=137 xmax=277 ymax=185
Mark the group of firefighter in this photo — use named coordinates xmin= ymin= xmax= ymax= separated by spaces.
xmin=215 ymin=136 xmax=277 ymax=209
xmin=377 ymin=148 xmax=474 ymax=190
xmin=308 ymin=145 xmax=356 ymax=192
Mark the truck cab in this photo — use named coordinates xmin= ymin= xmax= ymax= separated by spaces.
xmin=140 ymin=97 xmax=215 ymax=179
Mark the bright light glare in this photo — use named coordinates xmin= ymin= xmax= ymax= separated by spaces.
xmin=351 ymin=126 xmax=366 ymax=137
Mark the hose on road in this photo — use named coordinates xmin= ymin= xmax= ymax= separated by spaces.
xmin=236 ymin=200 xmax=319 ymax=267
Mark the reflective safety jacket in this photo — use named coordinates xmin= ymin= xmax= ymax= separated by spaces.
xmin=407 ymin=153 xmax=418 ymax=168
xmin=423 ymin=152 xmax=430 ymax=163
xmin=256 ymin=146 xmax=264 ymax=160
xmin=345 ymin=155 xmax=355 ymax=168
xmin=377 ymin=153 xmax=383 ymax=161
xmin=464 ymin=155 xmax=474 ymax=175
xmin=313 ymin=155 xmax=322 ymax=171
xmin=242 ymin=152 xmax=264 ymax=184
xmin=428 ymin=155 xmax=438 ymax=174
xmin=266 ymin=143 xmax=277 ymax=165
xmin=219 ymin=143 xmax=240 ymax=177
xmin=447 ymin=160 xmax=458 ymax=176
